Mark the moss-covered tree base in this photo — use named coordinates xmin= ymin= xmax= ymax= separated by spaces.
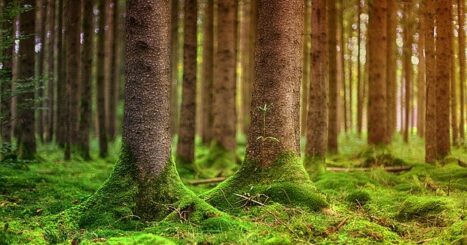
xmin=42 ymin=150 xmax=228 ymax=243
xmin=202 ymin=152 xmax=328 ymax=213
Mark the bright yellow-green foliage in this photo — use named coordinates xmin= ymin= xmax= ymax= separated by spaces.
xmin=0 ymin=135 xmax=466 ymax=244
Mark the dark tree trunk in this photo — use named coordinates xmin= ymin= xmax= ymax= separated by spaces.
xmin=1 ymin=0 xmax=13 ymax=144
xmin=17 ymin=0 xmax=36 ymax=159
xmin=386 ymin=0 xmax=397 ymax=140
xmin=37 ymin=0 xmax=47 ymax=142
xmin=177 ymin=0 xmax=197 ymax=164
xmin=96 ymin=0 xmax=108 ymax=157
xmin=170 ymin=0 xmax=180 ymax=138
xmin=56 ymin=0 xmax=65 ymax=146
xmin=44 ymin=0 xmax=55 ymax=142
xmin=201 ymin=0 xmax=213 ymax=143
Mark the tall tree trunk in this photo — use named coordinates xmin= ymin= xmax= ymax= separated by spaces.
xmin=368 ymin=0 xmax=388 ymax=145
xmin=108 ymin=0 xmax=120 ymax=140
xmin=357 ymin=0 xmax=363 ymax=136
xmin=435 ymin=0 xmax=451 ymax=158
xmin=170 ymin=0 xmax=180 ymax=138
xmin=402 ymin=2 xmax=413 ymax=143
xmin=201 ymin=0 xmax=213 ymax=143
xmin=212 ymin=0 xmax=236 ymax=151
xmin=417 ymin=2 xmax=426 ymax=138
xmin=306 ymin=0 xmax=328 ymax=161
xmin=44 ymin=0 xmax=55 ymax=142
xmin=450 ymin=11 xmax=458 ymax=146
xmin=17 ymin=0 xmax=36 ymax=159
xmin=56 ymin=0 xmax=65 ymax=146
xmin=300 ymin=0 xmax=311 ymax=138
xmin=327 ymin=0 xmax=338 ymax=153
xmin=37 ymin=0 xmax=47 ymax=142
xmin=78 ymin=0 xmax=94 ymax=160
xmin=105 ymin=0 xmax=115 ymax=141
xmin=238 ymin=0 xmax=252 ymax=137
xmin=177 ymin=0 xmax=197 ymax=164
xmin=338 ymin=0 xmax=346 ymax=134
xmin=458 ymin=0 xmax=465 ymax=142
xmin=386 ymin=0 xmax=397 ymax=140
xmin=1 ymin=0 xmax=13 ymax=144
xmin=96 ymin=0 xmax=108 ymax=158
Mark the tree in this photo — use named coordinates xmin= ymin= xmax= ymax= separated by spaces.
xmin=435 ymin=0 xmax=451 ymax=158
xmin=367 ymin=0 xmax=388 ymax=145
xmin=205 ymin=0 xmax=327 ymax=212
xmin=16 ymin=0 xmax=36 ymax=159
xmin=386 ymin=0 xmax=397 ymax=140
xmin=306 ymin=0 xmax=328 ymax=161
xmin=78 ymin=0 xmax=94 ymax=160
xmin=458 ymin=0 xmax=465 ymax=142
xmin=44 ymin=0 xmax=55 ymax=142
xmin=402 ymin=1 xmax=413 ymax=143
xmin=0 ymin=0 xmax=13 ymax=144
xmin=417 ymin=1 xmax=426 ymax=138
xmin=177 ymin=0 xmax=197 ymax=164
xmin=107 ymin=0 xmax=120 ymax=141
xmin=449 ymin=7 xmax=458 ymax=146
xmin=96 ymin=0 xmax=108 ymax=158
xmin=212 ymin=0 xmax=236 ymax=152
xmin=327 ymin=0 xmax=338 ymax=153
xmin=300 ymin=0 xmax=311 ymax=138
xmin=56 ymin=0 xmax=65 ymax=146
xmin=36 ymin=0 xmax=47 ymax=141
xmin=356 ymin=0 xmax=363 ymax=136
xmin=201 ymin=0 xmax=213 ymax=143
xmin=424 ymin=0 xmax=437 ymax=162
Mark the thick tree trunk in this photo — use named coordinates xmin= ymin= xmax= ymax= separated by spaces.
xmin=417 ymin=3 xmax=426 ymax=138
xmin=386 ymin=0 xmax=397 ymax=140
xmin=212 ymin=0 xmax=236 ymax=151
xmin=306 ymin=0 xmax=328 ymax=160
xmin=96 ymin=0 xmax=108 ymax=158
xmin=177 ymin=0 xmax=197 ymax=164
xmin=78 ymin=0 xmax=94 ymax=160
xmin=1 ymin=0 xmax=13 ymax=144
xmin=458 ymin=0 xmax=465 ymax=142
xmin=44 ymin=0 xmax=55 ymax=142
xmin=435 ymin=0 xmax=451 ymax=158
xmin=424 ymin=0 xmax=437 ymax=162
xmin=367 ymin=0 xmax=388 ymax=145
xmin=402 ymin=2 xmax=413 ymax=143
xmin=201 ymin=0 xmax=213 ymax=143
xmin=327 ymin=0 xmax=338 ymax=153
xmin=17 ymin=0 xmax=36 ymax=159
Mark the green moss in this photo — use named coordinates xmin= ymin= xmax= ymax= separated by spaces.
xmin=345 ymin=190 xmax=371 ymax=206
xmin=396 ymin=197 xmax=447 ymax=222
xmin=264 ymin=235 xmax=292 ymax=245
xmin=106 ymin=233 xmax=176 ymax=245
xmin=202 ymin=152 xmax=328 ymax=213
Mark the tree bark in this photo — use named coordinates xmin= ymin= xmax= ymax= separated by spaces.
xmin=96 ymin=0 xmax=108 ymax=158
xmin=17 ymin=0 xmax=36 ymax=159
xmin=201 ymin=0 xmax=213 ymax=143
xmin=417 ymin=2 xmax=426 ymax=138
xmin=402 ymin=2 xmax=413 ymax=143
xmin=450 ymin=10 xmax=458 ymax=146
xmin=327 ymin=0 xmax=338 ymax=153
xmin=357 ymin=0 xmax=363 ymax=136
xmin=386 ymin=0 xmax=397 ymax=140
xmin=458 ymin=0 xmax=465 ymax=142
xmin=170 ymin=0 xmax=180 ymax=138
xmin=56 ymin=0 xmax=65 ymax=146
xmin=177 ymin=0 xmax=197 ymax=164
xmin=1 ymin=0 xmax=13 ymax=144
xmin=300 ymin=0 xmax=311 ymax=138
xmin=44 ymin=0 xmax=55 ymax=142
xmin=37 ymin=0 xmax=47 ymax=142
xmin=367 ymin=0 xmax=388 ymax=145
xmin=212 ymin=0 xmax=237 ymax=151
xmin=338 ymin=0 xmax=346 ymax=134
xmin=306 ymin=0 xmax=328 ymax=160
xmin=435 ymin=0 xmax=451 ymax=158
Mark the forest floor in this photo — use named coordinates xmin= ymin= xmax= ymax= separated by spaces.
xmin=0 ymin=134 xmax=466 ymax=244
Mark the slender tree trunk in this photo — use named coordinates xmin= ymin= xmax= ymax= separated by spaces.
xmin=177 ymin=0 xmax=197 ymax=164
xmin=435 ymin=0 xmax=451 ymax=158
xmin=403 ymin=2 xmax=413 ymax=143
xmin=300 ymin=0 xmax=311 ymax=138
xmin=201 ymin=0 xmax=213 ymax=143
xmin=458 ymin=0 xmax=465 ymax=142
xmin=1 ymin=0 xmax=13 ymax=144
xmin=327 ymin=0 xmax=338 ymax=153
xmin=212 ymin=0 xmax=236 ymax=151
xmin=44 ymin=0 xmax=55 ymax=142
xmin=170 ymin=0 xmax=180 ymax=138
xmin=109 ymin=0 xmax=120 ymax=140
xmin=105 ymin=0 xmax=116 ymax=141
xmin=368 ymin=0 xmax=388 ymax=145
xmin=450 ymin=12 xmax=458 ymax=146
xmin=37 ymin=0 xmax=47 ymax=142
xmin=386 ymin=0 xmax=397 ymax=140
xmin=357 ymin=0 xmax=363 ymax=136
xmin=425 ymin=0 xmax=437 ymax=162
xmin=56 ymin=0 xmax=65 ymax=146
xmin=306 ymin=0 xmax=328 ymax=160
xmin=78 ymin=0 xmax=94 ymax=160
xmin=338 ymin=0 xmax=346 ymax=134
xmin=17 ymin=0 xmax=36 ymax=159
xmin=96 ymin=0 xmax=108 ymax=157
xmin=417 ymin=3 xmax=426 ymax=138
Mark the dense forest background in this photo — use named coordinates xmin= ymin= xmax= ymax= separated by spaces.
xmin=0 ymin=0 xmax=466 ymax=244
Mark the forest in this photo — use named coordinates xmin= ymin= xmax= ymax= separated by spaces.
xmin=0 ymin=0 xmax=466 ymax=244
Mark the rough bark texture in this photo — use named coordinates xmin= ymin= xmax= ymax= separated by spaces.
xmin=417 ymin=2 xmax=426 ymax=138
xmin=125 ymin=0 xmax=172 ymax=218
xmin=1 ymin=0 xmax=13 ymax=143
xmin=435 ymin=0 xmax=451 ymax=158
xmin=424 ymin=0 xmax=437 ymax=162
xmin=386 ymin=0 xmax=397 ymax=140
xmin=177 ymin=0 xmax=197 ymax=164
xmin=96 ymin=0 xmax=108 ymax=158
xmin=201 ymin=0 xmax=213 ymax=143
xmin=78 ymin=0 xmax=94 ymax=160
xmin=306 ymin=0 xmax=328 ymax=160
xmin=44 ymin=0 xmax=55 ymax=142
xmin=16 ymin=0 xmax=36 ymax=159
xmin=402 ymin=2 xmax=413 ymax=143
xmin=327 ymin=0 xmax=338 ymax=153
xmin=449 ymin=12 xmax=458 ymax=146
xmin=245 ymin=0 xmax=303 ymax=167
xmin=212 ymin=0 xmax=236 ymax=151
xmin=459 ymin=0 xmax=465 ymax=142
xmin=64 ymin=0 xmax=82 ymax=159
xmin=367 ymin=0 xmax=388 ymax=146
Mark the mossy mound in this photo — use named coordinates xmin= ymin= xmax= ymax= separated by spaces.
xmin=357 ymin=148 xmax=406 ymax=168
xmin=396 ymin=197 xmax=447 ymax=223
xmin=346 ymin=190 xmax=371 ymax=206
xmin=106 ymin=233 xmax=176 ymax=245
xmin=202 ymin=152 xmax=328 ymax=213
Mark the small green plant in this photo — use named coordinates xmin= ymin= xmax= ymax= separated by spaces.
xmin=256 ymin=103 xmax=280 ymax=144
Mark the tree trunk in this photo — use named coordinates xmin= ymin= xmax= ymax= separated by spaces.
xmin=458 ymin=0 xmax=465 ymax=142
xmin=44 ymin=0 xmax=55 ymax=142
xmin=300 ymin=0 xmax=311 ymax=138
xmin=327 ymin=0 xmax=338 ymax=153
xmin=417 ymin=2 xmax=426 ymax=138
xmin=170 ymin=0 xmax=180 ymax=138
xmin=357 ymin=0 xmax=363 ymax=136
xmin=1 ymin=0 xmax=13 ymax=144
xmin=201 ymin=0 xmax=213 ymax=143
xmin=450 ymin=12 xmax=458 ymax=146
xmin=424 ymin=0 xmax=437 ymax=162
xmin=212 ymin=0 xmax=236 ymax=151
xmin=96 ymin=0 xmax=108 ymax=158
xmin=367 ymin=0 xmax=388 ymax=145
xmin=177 ymin=0 xmax=197 ymax=164
xmin=17 ymin=0 xmax=36 ymax=159
xmin=105 ymin=0 xmax=116 ymax=141
xmin=338 ymin=0 xmax=346 ymax=134
xmin=56 ymin=0 xmax=65 ymax=146
xmin=37 ymin=0 xmax=47 ymax=142
xmin=386 ymin=0 xmax=397 ymax=140
xmin=78 ymin=0 xmax=94 ymax=160
xmin=306 ymin=0 xmax=328 ymax=161
xmin=435 ymin=0 xmax=451 ymax=158
xmin=402 ymin=2 xmax=413 ymax=143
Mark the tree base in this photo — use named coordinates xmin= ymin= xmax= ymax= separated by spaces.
xmin=202 ymin=152 xmax=328 ymax=213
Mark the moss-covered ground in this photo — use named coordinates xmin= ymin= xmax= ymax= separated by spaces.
xmin=1 ymin=134 xmax=466 ymax=244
